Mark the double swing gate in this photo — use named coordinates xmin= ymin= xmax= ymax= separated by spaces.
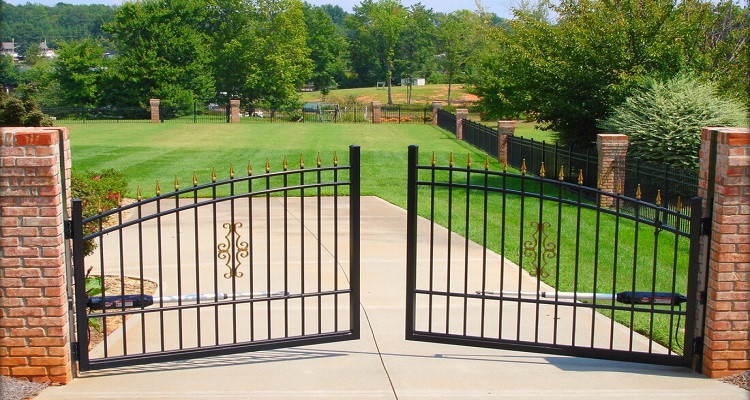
xmin=70 ymin=146 xmax=361 ymax=371
xmin=69 ymin=144 xmax=705 ymax=372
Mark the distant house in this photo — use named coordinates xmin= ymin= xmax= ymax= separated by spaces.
xmin=2 ymin=39 xmax=18 ymax=61
xmin=400 ymin=78 xmax=426 ymax=86
xmin=39 ymin=40 xmax=56 ymax=59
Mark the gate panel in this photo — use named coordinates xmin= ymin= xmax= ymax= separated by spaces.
xmin=406 ymin=145 xmax=702 ymax=366
xmin=72 ymin=146 xmax=360 ymax=371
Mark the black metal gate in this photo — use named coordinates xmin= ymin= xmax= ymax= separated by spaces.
xmin=71 ymin=146 xmax=360 ymax=371
xmin=405 ymin=145 xmax=704 ymax=367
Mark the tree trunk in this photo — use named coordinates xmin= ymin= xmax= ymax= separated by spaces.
xmin=387 ymin=74 xmax=393 ymax=105
xmin=447 ymin=74 xmax=453 ymax=106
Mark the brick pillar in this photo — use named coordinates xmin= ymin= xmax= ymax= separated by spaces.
xmin=596 ymin=134 xmax=629 ymax=207
xmin=497 ymin=120 xmax=516 ymax=166
xmin=371 ymin=102 xmax=381 ymax=124
xmin=699 ymin=127 xmax=750 ymax=378
xmin=149 ymin=99 xmax=160 ymax=124
xmin=230 ymin=99 xmax=240 ymax=123
xmin=455 ymin=109 xmax=468 ymax=140
xmin=432 ymin=102 xmax=441 ymax=126
xmin=0 ymin=127 xmax=72 ymax=384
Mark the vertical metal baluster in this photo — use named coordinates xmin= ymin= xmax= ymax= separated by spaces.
xmin=155 ymin=181 xmax=166 ymax=351
xmin=647 ymin=193 xmax=663 ymax=353
xmin=333 ymin=152 xmax=339 ymax=332
xmin=229 ymin=165 xmax=238 ymax=344
xmin=609 ymin=184 xmax=623 ymax=350
xmin=174 ymin=176 xmax=184 ymax=349
xmin=406 ymin=145 xmax=419 ymax=339
xmin=137 ymin=187 xmax=147 ymax=353
xmin=590 ymin=174 xmax=603 ymax=348
xmin=446 ymin=152 xmax=454 ymax=334
xmin=516 ymin=160 xmax=526 ymax=341
xmin=571 ymin=171 xmax=583 ymax=347
xmin=117 ymin=197 xmax=127 ymax=356
xmin=628 ymin=185 xmax=643 ymax=351
xmin=462 ymin=154 xmax=471 ymax=336
xmin=428 ymin=151 xmax=436 ymax=333
xmin=265 ymin=159 xmax=272 ymax=340
xmin=349 ymin=145 xmax=361 ymax=339
xmin=316 ymin=153 xmax=322 ymax=334
xmin=553 ymin=166 xmax=565 ymax=344
xmin=299 ymin=154 xmax=306 ymax=336
xmin=247 ymin=162 xmax=255 ymax=342
xmin=282 ymin=156 xmax=289 ymax=338
xmin=211 ymin=169 xmax=219 ymax=345
xmin=480 ymin=156 xmax=490 ymax=337
xmin=192 ymin=172 xmax=201 ymax=347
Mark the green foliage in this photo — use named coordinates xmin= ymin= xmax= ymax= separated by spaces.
xmin=84 ymin=274 xmax=103 ymax=332
xmin=52 ymin=39 xmax=108 ymax=108
xmin=471 ymin=0 xmax=736 ymax=149
xmin=600 ymin=75 xmax=748 ymax=170
xmin=346 ymin=0 xmax=408 ymax=104
xmin=0 ymin=91 xmax=53 ymax=126
xmin=71 ymin=168 xmax=128 ymax=257
xmin=304 ymin=5 xmax=348 ymax=95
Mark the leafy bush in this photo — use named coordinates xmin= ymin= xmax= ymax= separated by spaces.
xmin=0 ymin=92 xmax=54 ymax=126
xmin=600 ymin=75 xmax=748 ymax=170
xmin=71 ymin=168 xmax=128 ymax=256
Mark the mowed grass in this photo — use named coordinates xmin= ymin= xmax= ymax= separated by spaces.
xmin=69 ymin=122 xmax=689 ymax=353
xmin=68 ymin=122 xmax=487 ymax=204
xmin=300 ymin=83 xmax=478 ymax=106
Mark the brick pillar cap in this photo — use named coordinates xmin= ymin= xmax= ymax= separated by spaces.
xmin=149 ymin=99 xmax=160 ymax=105
xmin=372 ymin=101 xmax=381 ymax=106
xmin=456 ymin=108 xmax=469 ymax=113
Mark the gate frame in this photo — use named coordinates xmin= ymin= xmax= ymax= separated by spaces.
xmin=69 ymin=146 xmax=361 ymax=372
xmin=405 ymin=144 xmax=705 ymax=368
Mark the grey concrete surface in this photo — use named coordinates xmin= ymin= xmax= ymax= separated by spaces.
xmin=35 ymin=197 xmax=746 ymax=399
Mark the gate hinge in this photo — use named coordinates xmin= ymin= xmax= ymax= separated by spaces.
xmin=693 ymin=336 xmax=704 ymax=354
xmin=70 ymin=341 xmax=78 ymax=361
xmin=701 ymin=217 xmax=712 ymax=235
xmin=64 ymin=220 xmax=73 ymax=239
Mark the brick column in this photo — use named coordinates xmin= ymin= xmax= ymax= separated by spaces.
xmin=497 ymin=120 xmax=516 ymax=166
xmin=0 ymin=127 xmax=72 ymax=384
xmin=149 ymin=99 xmax=160 ymax=124
xmin=455 ymin=109 xmax=468 ymax=140
xmin=699 ymin=127 xmax=750 ymax=378
xmin=596 ymin=134 xmax=628 ymax=207
xmin=371 ymin=102 xmax=381 ymax=124
xmin=432 ymin=102 xmax=441 ymax=126
xmin=230 ymin=99 xmax=240 ymax=123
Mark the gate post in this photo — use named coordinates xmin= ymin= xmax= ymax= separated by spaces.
xmin=596 ymin=134 xmax=629 ymax=207
xmin=699 ymin=127 xmax=750 ymax=378
xmin=0 ymin=127 xmax=72 ymax=384
xmin=371 ymin=102 xmax=382 ymax=124
xmin=432 ymin=102 xmax=441 ymax=126
xmin=149 ymin=99 xmax=160 ymax=123
xmin=497 ymin=120 xmax=516 ymax=166
xmin=455 ymin=109 xmax=468 ymax=140
xmin=230 ymin=99 xmax=240 ymax=123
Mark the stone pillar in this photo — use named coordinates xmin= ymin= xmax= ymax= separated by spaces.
xmin=455 ymin=109 xmax=469 ymax=140
xmin=149 ymin=99 xmax=160 ymax=124
xmin=596 ymin=134 xmax=629 ymax=207
xmin=371 ymin=102 xmax=381 ymax=124
xmin=699 ymin=127 xmax=750 ymax=378
xmin=497 ymin=120 xmax=516 ymax=166
xmin=230 ymin=99 xmax=240 ymax=123
xmin=0 ymin=127 xmax=72 ymax=384
xmin=432 ymin=102 xmax=441 ymax=126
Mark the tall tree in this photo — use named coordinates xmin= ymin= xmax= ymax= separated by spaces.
xmin=52 ymin=39 xmax=107 ymax=108
xmin=472 ymin=0 xmax=720 ymax=147
xmin=395 ymin=4 xmax=437 ymax=104
xmin=250 ymin=0 xmax=312 ymax=111
xmin=437 ymin=10 xmax=482 ymax=106
xmin=347 ymin=0 xmax=407 ymax=104
xmin=103 ymin=0 xmax=215 ymax=110
xmin=304 ymin=4 xmax=348 ymax=95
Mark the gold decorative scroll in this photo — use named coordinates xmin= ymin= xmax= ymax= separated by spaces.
xmin=217 ymin=222 xmax=249 ymax=279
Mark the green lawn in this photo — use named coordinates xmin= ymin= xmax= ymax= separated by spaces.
xmin=69 ymin=122 xmax=688 ymax=353
xmin=300 ymin=83 xmax=477 ymax=106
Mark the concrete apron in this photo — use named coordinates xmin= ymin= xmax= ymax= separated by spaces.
xmin=37 ymin=197 xmax=745 ymax=399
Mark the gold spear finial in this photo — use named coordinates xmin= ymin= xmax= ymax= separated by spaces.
xmin=211 ymin=167 xmax=217 ymax=183
xmin=299 ymin=153 xmax=304 ymax=169
xmin=431 ymin=151 xmax=436 ymax=166
xmin=229 ymin=164 xmax=235 ymax=179
xmin=317 ymin=152 xmax=322 ymax=167
xmin=333 ymin=151 xmax=338 ymax=166
xmin=283 ymin=155 xmax=288 ymax=171
xmin=192 ymin=171 xmax=198 ymax=186
xmin=97 ymin=199 xmax=102 ymax=213
xmin=558 ymin=165 xmax=565 ymax=181
xmin=174 ymin=175 xmax=179 ymax=191
xmin=265 ymin=157 xmax=270 ymax=173
xmin=449 ymin=152 xmax=454 ymax=167
xmin=484 ymin=155 xmax=490 ymax=170
xmin=539 ymin=162 xmax=546 ymax=178
xmin=656 ymin=190 xmax=662 ymax=206
xmin=521 ymin=159 xmax=527 ymax=175
xmin=636 ymin=184 xmax=642 ymax=200
xmin=578 ymin=169 xmax=584 ymax=185
xmin=466 ymin=153 xmax=471 ymax=168
xmin=677 ymin=196 xmax=683 ymax=211
xmin=137 ymin=185 xmax=142 ymax=201
xmin=155 ymin=180 xmax=161 ymax=196
xmin=247 ymin=161 xmax=252 ymax=176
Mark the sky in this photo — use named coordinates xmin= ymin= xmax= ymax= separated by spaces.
xmin=4 ymin=0 xmax=519 ymax=19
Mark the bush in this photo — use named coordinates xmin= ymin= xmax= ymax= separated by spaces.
xmin=71 ymin=169 xmax=128 ymax=256
xmin=600 ymin=75 xmax=748 ymax=170
xmin=0 ymin=92 xmax=54 ymax=126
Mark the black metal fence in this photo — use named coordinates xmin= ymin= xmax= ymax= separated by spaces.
xmin=43 ymin=107 xmax=151 ymax=123
xmin=507 ymin=135 xmax=599 ymax=189
xmin=406 ymin=144 xmax=702 ymax=367
xmin=71 ymin=147 xmax=361 ymax=371
xmin=463 ymin=119 xmax=499 ymax=159
xmin=381 ymin=106 xmax=431 ymax=124
xmin=436 ymin=108 xmax=456 ymax=135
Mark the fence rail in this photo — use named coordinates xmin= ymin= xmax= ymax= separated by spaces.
xmin=43 ymin=107 xmax=151 ymax=123
xmin=436 ymin=109 xmax=456 ymax=135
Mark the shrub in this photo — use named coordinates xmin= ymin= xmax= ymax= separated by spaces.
xmin=71 ymin=169 xmax=128 ymax=257
xmin=600 ymin=75 xmax=748 ymax=170
xmin=0 ymin=92 xmax=53 ymax=126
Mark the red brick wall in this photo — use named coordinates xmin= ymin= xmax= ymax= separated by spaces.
xmin=0 ymin=127 xmax=72 ymax=384
xmin=597 ymin=134 xmax=629 ymax=207
xmin=699 ymin=127 xmax=750 ymax=378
